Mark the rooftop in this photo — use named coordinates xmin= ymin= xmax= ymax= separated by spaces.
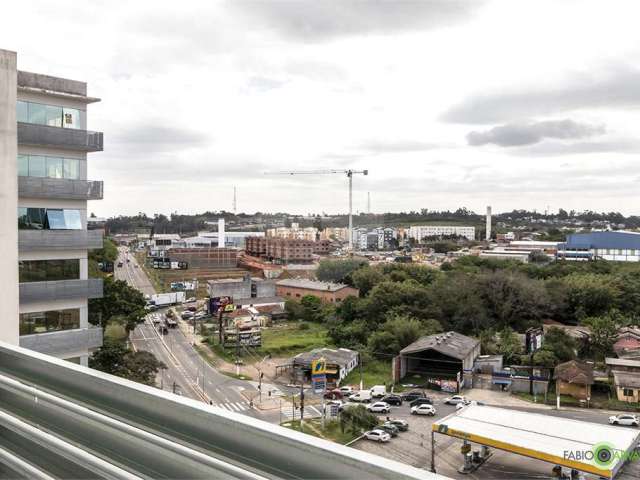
xmin=613 ymin=371 xmax=640 ymax=388
xmin=605 ymin=357 xmax=640 ymax=368
xmin=292 ymin=348 xmax=359 ymax=367
xmin=400 ymin=331 xmax=479 ymax=360
xmin=234 ymin=296 xmax=285 ymax=306
xmin=554 ymin=360 xmax=594 ymax=385
xmin=276 ymin=278 xmax=353 ymax=292
xmin=17 ymin=70 xmax=100 ymax=103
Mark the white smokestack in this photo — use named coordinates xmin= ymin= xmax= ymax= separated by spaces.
xmin=218 ymin=218 xmax=226 ymax=248
xmin=486 ymin=206 xmax=492 ymax=241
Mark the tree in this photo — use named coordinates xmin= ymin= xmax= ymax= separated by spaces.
xmin=316 ymin=259 xmax=367 ymax=283
xmin=351 ymin=266 xmax=385 ymax=296
xmin=89 ymin=340 xmax=166 ymax=386
xmin=532 ymin=349 xmax=559 ymax=368
xmin=368 ymin=314 xmax=441 ymax=358
xmin=540 ymin=327 xmax=576 ymax=363
xmin=582 ymin=312 xmax=620 ymax=361
xmin=299 ymin=295 xmax=329 ymax=323
xmin=561 ymin=273 xmax=621 ymax=322
xmin=339 ymin=405 xmax=378 ymax=434
xmin=89 ymin=278 xmax=147 ymax=332
xmin=498 ymin=327 xmax=522 ymax=364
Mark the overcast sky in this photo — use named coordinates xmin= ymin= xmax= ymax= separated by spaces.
xmin=3 ymin=0 xmax=640 ymax=217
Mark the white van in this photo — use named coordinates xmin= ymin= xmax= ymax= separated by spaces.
xmin=370 ymin=385 xmax=387 ymax=398
xmin=349 ymin=390 xmax=372 ymax=403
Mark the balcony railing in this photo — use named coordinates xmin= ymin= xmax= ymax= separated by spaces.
xmin=19 ymin=278 xmax=103 ymax=304
xmin=19 ymin=229 xmax=103 ymax=252
xmin=18 ymin=177 xmax=103 ymax=200
xmin=19 ymin=326 xmax=103 ymax=357
xmin=17 ymin=122 xmax=103 ymax=152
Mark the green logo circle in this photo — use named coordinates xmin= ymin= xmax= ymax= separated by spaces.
xmin=593 ymin=442 xmax=615 ymax=468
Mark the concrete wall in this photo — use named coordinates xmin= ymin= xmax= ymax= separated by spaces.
xmin=255 ymin=280 xmax=276 ymax=297
xmin=616 ymin=386 xmax=640 ymax=403
xmin=557 ymin=381 xmax=590 ymax=400
xmin=208 ymin=278 xmax=251 ymax=299
xmin=0 ymin=49 xmax=19 ymax=345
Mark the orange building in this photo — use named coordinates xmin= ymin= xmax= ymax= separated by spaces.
xmin=276 ymin=279 xmax=359 ymax=303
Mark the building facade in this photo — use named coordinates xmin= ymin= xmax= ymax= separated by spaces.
xmin=276 ymin=279 xmax=359 ymax=303
xmin=408 ymin=225 xmax=476 ymax=242
xmin=10 ymin=53 xmax=104 ymax=364
xmin=266 ymin=224 xmax=318 ymax=241
xmin=557 ymin=231 xmax=640 ymax=262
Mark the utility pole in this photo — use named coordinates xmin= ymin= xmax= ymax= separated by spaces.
xmin=233 ymin=186 xmax=237 ymax=215
xmin=299 ymin=383 xmax=305 ymax=431
xmin=235 ymin=323 xmax=240 ymax=376
xmin=367 ymin=191 xmax=371 ymax=214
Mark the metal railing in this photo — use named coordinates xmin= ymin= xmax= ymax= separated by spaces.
xmin=19 ymin=229 xmax=104 ymax=251
xmin=19 ymin=326 xmax=103 ymax=357
xmin=19 ymin=278 xmax=103 ymax=303
xmin=18 ymin=177 xmax=103 ymax=200
xmin=17 ymin=122 xmax=103 ymax=152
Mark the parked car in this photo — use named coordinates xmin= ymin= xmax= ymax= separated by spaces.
xmin=401 ymin=390 xmax=424 ymax=402
xmin=181 ymin=311 xmax=194 ymax=320
xmin=381 ymin=394 xmax=402 ymax=406
xmin=349 ymin=391 xmax=372 ymax=403
xmin=339 ymin=386 xmax=355 ymax=395
xmin=456 ymin=400 xmax=485 ymax=410
xmin=609 ymin=414 xmax=640 ymax=426
xmin=364 ymin=429 xmax=391 ymax=443
xmin=366 ymin=402 xmax=391 ymax=414
xmin=411 ymin=404 xmax=437 ymax=416
xmin=409 ymin=397 xmax=433 ymax=408
xmin=117 ymin=262 xmax=123 ymax=268
xmin=444 ymin=395 xmax=466 ymax=405
xmin=387 ymin=419 xmax=409 ymax=432
xmin=370 ymin=385 xmax=387 ymax=398
xmin=187 ymin=306 xmax=197 ymax=312
xmin=379 ymin=422 xmax=399 ymax=437
xmin=324 ymin=389 xmax=343 ymax=400
xmin=186 ymin=297 xmax=196 ymax=303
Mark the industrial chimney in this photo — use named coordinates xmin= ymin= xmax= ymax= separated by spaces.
xmin=218 ymin=218 xmax=226 ymax=248
xmin=485 ymin=206 xmax=492 ymax=241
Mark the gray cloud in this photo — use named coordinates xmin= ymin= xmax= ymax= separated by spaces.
xmin=515 ymin=138 xmax=640 ymax=156
xmin=442 ymin=65 xmax=640 ymax=124
xmin=232 ymin=1 xmax=484 ymax=41
xmin=467 ymin=119 xmax=605 ymax=147
xmin=110 ymin=125 xmax=210 ymax=154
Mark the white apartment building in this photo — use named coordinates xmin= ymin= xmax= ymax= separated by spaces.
xmin=4 ymin=49 xmax=104 ymax=365
xmin=408 ymin=225 xmax=476 ymax=242
xmin=320 ymin=227 xmax=349 ymax=242
xmin=266 ymin=223 xmax=318 ymax=241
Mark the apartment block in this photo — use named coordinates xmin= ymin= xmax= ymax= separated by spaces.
xmin=4 ymin=49 xmax=104 ymax=365
xmin=408 ymin=225 xmax=476 ymax=242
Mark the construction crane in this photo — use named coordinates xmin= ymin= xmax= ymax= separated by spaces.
xmin=264 ymin=169 xmax=369 ymax=251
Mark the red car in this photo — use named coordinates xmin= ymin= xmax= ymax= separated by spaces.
xmin=323 ymin=389 xmax=343 ymax=400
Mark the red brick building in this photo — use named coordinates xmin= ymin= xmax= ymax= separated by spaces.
xmin=276 ymin=279 xmax=359 ymax=303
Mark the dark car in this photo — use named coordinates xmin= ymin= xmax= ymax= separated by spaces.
xmin=401 ymin=390 xmax=424 ymax=402
xmin=409 ymin=397 xmax=433 ymax=407
xmin=324 ymin=389 xmax=344 ymax=400
xmin=387 ymin=419 xmax=409 ymax=432
xmin=381 ymin=394 xmax=402 ymax=406
xmin=379 ymin=422 xmax=399 ymax=437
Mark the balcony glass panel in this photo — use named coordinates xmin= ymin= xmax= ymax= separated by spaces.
xmin=19 ymin=259 xmax=80 ymax=283
xmin=29 ymin=155 xmax=46 ymax=177
xmin=46 ymin=156 xmax=64 ymax=178
xmin=19 ymin=308 xmax=80 ymax=335
xmin=17 ymin=154 xmax=29 ymax=176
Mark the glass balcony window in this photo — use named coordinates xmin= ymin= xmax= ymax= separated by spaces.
xmin=18 ymin=207 xmax=84 ymax=230
xmin=19 ymin=259 xmax=80 ymax=283
xmin=19 ymin=308 xmax=80 ymax=335
xmin=17 ymin=154 xmax=80 ymax=179
xmin=16 ymin=100 xmax=84 ymax=130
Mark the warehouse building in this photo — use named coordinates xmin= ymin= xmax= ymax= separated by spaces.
xmin=394 ymin=331 xmax=480 ymax=391
xmin=208 ymin=275 xmax=276 ymax=300
xmin=557 ymin=231 xmax=640 ymax=262
xmin=276 ymin=279 xmax=359 ymax=303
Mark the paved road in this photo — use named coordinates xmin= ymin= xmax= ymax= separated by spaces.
xmin=115 ymin=247 xmax=263 ymax=418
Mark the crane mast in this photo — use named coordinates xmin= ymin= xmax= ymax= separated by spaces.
xmin=264 ymin=169 xmax=369 ymax=251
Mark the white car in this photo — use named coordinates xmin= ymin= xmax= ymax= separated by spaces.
xmin=366 ymin=402 xmax=391 ymax=413
xmin=339 ymin=386 xmax=355 ymax=394
xmin=364 ymin=429 xmax=391 ymax=443
xmin=411 ymin=404 xmax=436 ymax=416
xmin=456 ymin=400 xmax=485 ymax=410
xmin=444 ymin=395 xmax=466 ymax=405
xmin=349 ymin=391 xmax=372 ymax=403
xmin=609 ymin=414 xmax=639 ymax=426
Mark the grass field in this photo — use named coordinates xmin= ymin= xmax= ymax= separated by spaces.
xmin=281 ymin=419 xmax=359 ymax=445
xmin=342 ymin=359 xmax=393 ymax=390
xmin=255 ymin=322 xmax=330 ymax=357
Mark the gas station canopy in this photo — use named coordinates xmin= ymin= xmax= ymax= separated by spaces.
xmin=432 ymin=405 xmax=640 ymax=478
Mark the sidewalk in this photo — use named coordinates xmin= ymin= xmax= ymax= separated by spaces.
xmin=464 ymin=389 xmax=553 ymax=409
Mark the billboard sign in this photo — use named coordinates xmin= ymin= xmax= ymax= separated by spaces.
xmin=209 ymin=296 xmax=234 ymax=314
xmin=311 ymin=358 xmax=327 ymax=394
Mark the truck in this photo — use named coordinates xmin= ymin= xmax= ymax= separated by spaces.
xmin=149 ymin=292 xmax=185 ymax=307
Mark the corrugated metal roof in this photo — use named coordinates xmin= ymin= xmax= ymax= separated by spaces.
xmin=292 ymin=348 xmax=358 ymax=368
xmin=400 ymin=331 xmax=479 ymax=360
xmin=276 ymin=278 xmax=353 ymax=292
xmin=561 ymin=231 xmax=640 ymax=250
xmin=613 ymin=371 xmax=640 ymax=388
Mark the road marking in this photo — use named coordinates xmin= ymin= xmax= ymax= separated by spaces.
xmin=234 ymin=402 xmax=246 ymax=411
